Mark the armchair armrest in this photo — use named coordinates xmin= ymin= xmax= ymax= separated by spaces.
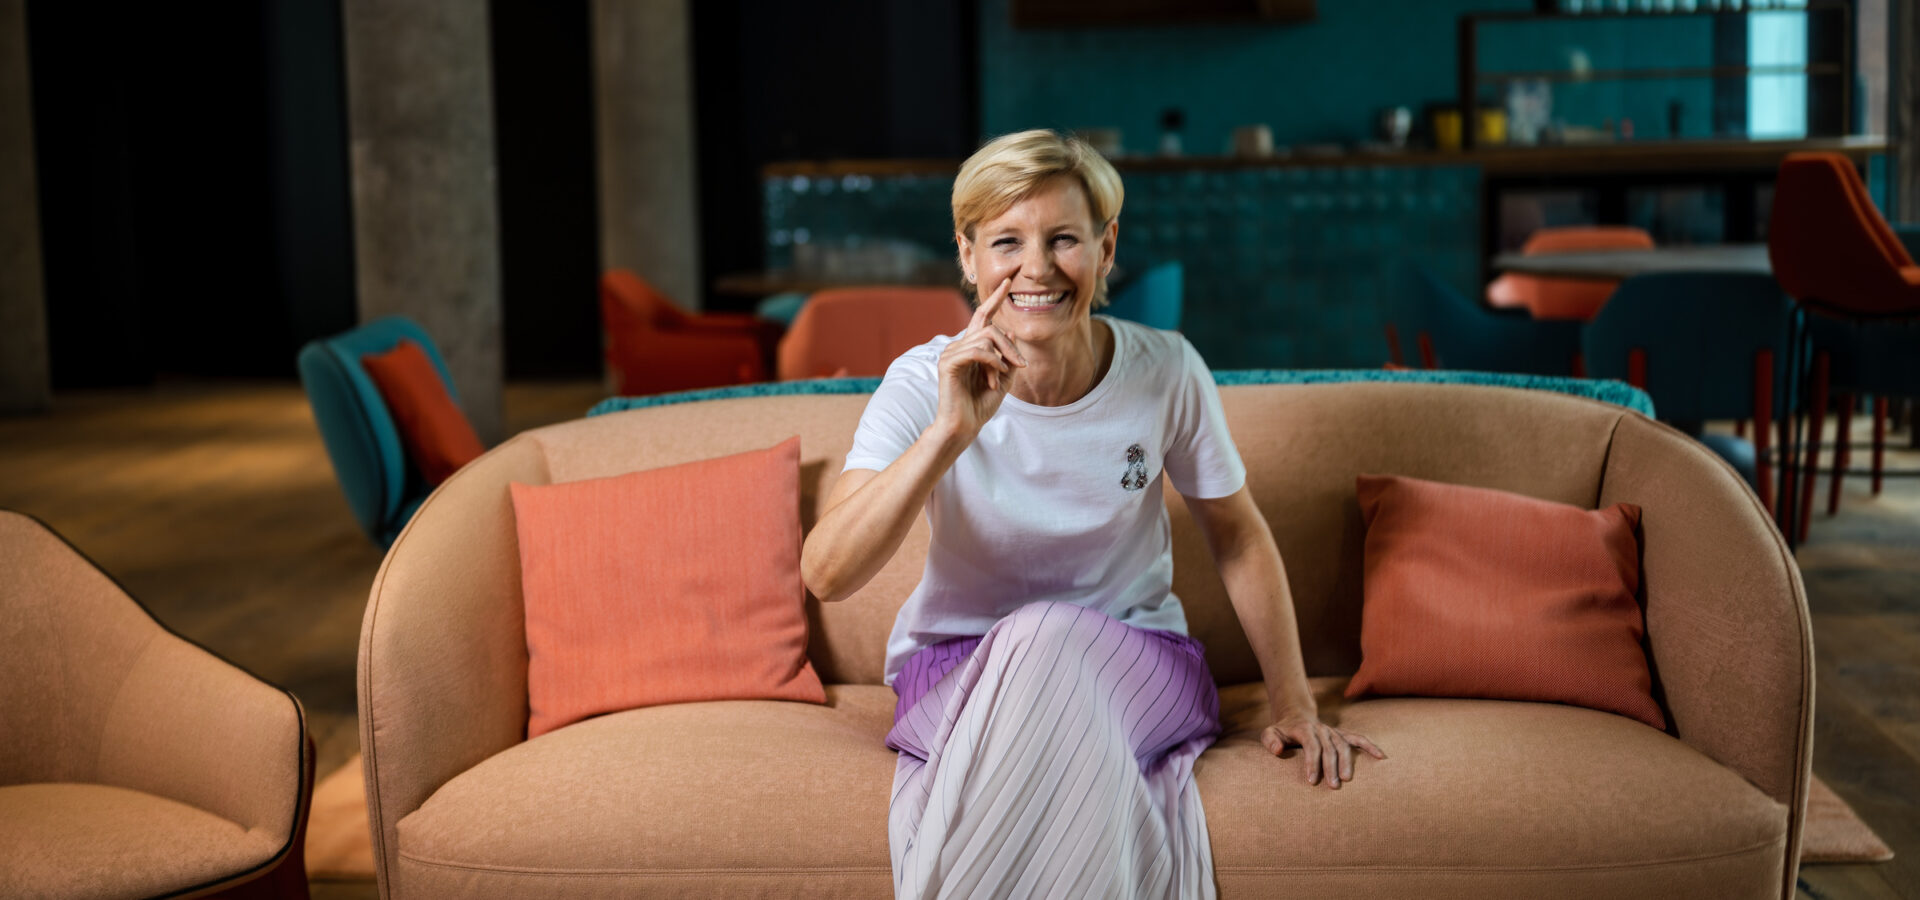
xmin=96 ymin=635 xmax=310 ymax=852
xmin=1598 ymin=414 xmax=1813 ymax=898
xmin=605 ymin=326 xmax=771 ymax=395
xmin=678 ymin=312 xmax=771 ymax=333
xmin=358 ymin=436 xmax=552 ymax=896
xmin=0 ymin=511 xmax=309 ymax=881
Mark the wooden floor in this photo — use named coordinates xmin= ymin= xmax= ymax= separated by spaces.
xmin=0 ymin=378 xmax=1913 ymax=898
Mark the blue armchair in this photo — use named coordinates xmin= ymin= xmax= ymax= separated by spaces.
xmin=1581 ymin=272 xmax=1794 ymax=505
xmin=1105 ymin=261 xmax=1183 ymax=331
xmin=297 ymin=317 xmax=463 ymax=548
xmin=1388 ymin=263 xmax=1583 ymax=376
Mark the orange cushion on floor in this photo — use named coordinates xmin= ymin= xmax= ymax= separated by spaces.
xmin=1345 ymin=474 xmax=1664 ymax=730
xmin=360 ymin=339 xmax=485 ymax=486
xmin=509 ymin=436 xmax=825 ymax=739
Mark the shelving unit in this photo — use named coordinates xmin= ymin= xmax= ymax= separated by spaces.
xmin=1456 ymin=1 xmax=1853 ymax=149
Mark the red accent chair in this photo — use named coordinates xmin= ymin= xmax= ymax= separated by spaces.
xmin=776 ymin=286 xmax=973 ymax=380
xmin=601 ymin=270 xmax=782 ymax=396
xmin=1766 ymin=152 xmax=1920 ymax=543
xmin=1487 ymin=226 xmax=1656 ymax=321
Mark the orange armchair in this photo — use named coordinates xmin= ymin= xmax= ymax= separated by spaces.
xmin=1766 ymin=152 xmax=1920 ymax=544
xmin=1487 ymin=226 xmax=1655 ymax=321
xmin=776 ymin=286 xmax=973 ymax=380
xmin=600 ymin=269 xmax=782 ymax=396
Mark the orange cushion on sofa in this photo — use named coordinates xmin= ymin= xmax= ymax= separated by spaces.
xmin=509 ymin=437 xmax=825 ymax=738
xmin=1345 ymin=474 xmax=1664 ymax=730
xmin=360 ymin=339 xmax=485 ymax=486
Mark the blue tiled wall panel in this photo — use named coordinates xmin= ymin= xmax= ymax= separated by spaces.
xmin=979 ymin=0 xmax=1533 ymax=154
xmin=980 ymin=0 xmax=1730 ymax=152
xmin=764 ymin=163 xmax=1481 ymax=370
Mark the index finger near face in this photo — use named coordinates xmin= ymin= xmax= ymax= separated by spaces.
xmin=969 ymin=278 xmax=1010 ymax=332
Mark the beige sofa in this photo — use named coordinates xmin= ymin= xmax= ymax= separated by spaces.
xmin=358 ymin=381 xmax=1811 ymax=899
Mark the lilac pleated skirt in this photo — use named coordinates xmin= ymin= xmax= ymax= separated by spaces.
xmin=884 ymin=601 xmax=1222 ymax=899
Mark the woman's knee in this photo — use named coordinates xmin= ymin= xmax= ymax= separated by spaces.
xmin=996 ymin=601 xmax=1120 ymax=652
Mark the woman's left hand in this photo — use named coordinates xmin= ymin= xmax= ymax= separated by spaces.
xmin=1261 ymin=711 xmax=1386 ymax=790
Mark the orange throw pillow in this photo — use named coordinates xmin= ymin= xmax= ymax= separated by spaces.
xmin=360 ymin=340 xmax=485 ymax=486
xmin=510 ymin=437 xmax=825 ymax=738
xmin=1345 ymin=474 xmax=1664 ymax=730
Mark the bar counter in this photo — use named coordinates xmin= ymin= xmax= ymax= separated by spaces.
xmin=756 ymin=137 xmax=1888 ymax=370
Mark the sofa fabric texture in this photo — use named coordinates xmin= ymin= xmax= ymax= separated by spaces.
xmin=0 ymin=511 xmax=310 ymax=899
xmin=510 ymin=437 xmax=824 ymax=738
xmin=359 ymin=380 xmax=1810 ymax=899
xmin=1345 ymin=474 xmax=1662 ymax=730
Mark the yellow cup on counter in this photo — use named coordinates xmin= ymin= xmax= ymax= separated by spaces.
xmin=1432 ymin=110 xmax=1463 ymax=151
xmin=1476 ymin=109 xmax=1507 ymax=145
xmin=1431 ymin=108 xmax=1506 ymax=150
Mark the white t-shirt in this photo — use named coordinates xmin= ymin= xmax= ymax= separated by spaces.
xmin=843 ymin=315 xmax=1247 ymax=686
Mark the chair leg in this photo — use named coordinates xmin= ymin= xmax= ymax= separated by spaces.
xmin=1777 ymin=409 xmax=1796 ymax=531
xmin=1777 ymin=310 xmax=1806 ymax=542
xmin=1797 ymin=351 xmax=1830 ymax=545
xmin=1735 ymin=419 xmax=1747 ymax=439
xmin=1828 ymin=393 xmax=1853 ymax=516
xmin=1384 ymin=323 xmax=1404 ymax=367
xmin=1754 ymin=350 xmax=1774 ymax=514
xmin=1417 ymin=332 xmax=1437 ymax=369
xmin=1874 ymin=395 xmax=1888 ymax=496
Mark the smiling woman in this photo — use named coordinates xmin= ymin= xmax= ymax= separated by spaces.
xmin=799 ymin=129 xmax=1383 ymax=899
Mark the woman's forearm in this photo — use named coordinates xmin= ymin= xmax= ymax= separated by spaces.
xmin=1192 ymin=490 xmax=1318 ymax=719
xmin=1219 ymin=540 xmax=1318 ymax=719
xmin=802 ymin=421 xmax=972 ymax=603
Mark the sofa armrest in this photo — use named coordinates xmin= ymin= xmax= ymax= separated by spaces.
xmin=358 ymin=434 xmax=552 ymax=898
xmin=1598 ymin=414 xmax=1812 ymax=898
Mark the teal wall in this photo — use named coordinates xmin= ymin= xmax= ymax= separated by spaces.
xmin=980 ymin=0 xmax=1730 ymax=151
xmin=981 ymin=0 xmax=1529 ymax=153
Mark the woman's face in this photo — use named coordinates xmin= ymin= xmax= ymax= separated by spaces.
xmin=957 ymin=177 xmax=1117 ymax=347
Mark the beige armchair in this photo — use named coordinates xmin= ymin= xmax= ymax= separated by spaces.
xmin=0 ymin=510 xmax=313 ymax=899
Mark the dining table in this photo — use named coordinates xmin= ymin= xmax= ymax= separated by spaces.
xmin=1489 ymin=243 xmax=1772 ymax=282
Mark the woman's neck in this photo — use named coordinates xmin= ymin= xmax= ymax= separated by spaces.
xmin=1008 ymin=317 xmax=1113 ymax=407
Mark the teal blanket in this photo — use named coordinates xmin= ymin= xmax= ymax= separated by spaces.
xmin=588 ymin=370 xmax=1654 ymax=419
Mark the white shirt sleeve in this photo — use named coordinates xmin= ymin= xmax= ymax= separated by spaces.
xmin=842 ymin=349 xmax=939 ymax=473
xmin=1162 ymin=337 xmax=1246 ymax=499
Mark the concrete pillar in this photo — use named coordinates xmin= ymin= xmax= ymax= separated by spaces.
xmin=592 ymin=0 xmax=701 ymax=310
xmin=340 ymin=0 xmax=504 ymax=441
xmin=0 ymin=0 xmax=50 ymax=413
xmin=1894 ymin=0 xmax=1919 ymax=220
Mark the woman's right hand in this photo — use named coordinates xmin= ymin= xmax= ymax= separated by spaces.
xmin=935 ymin=278 xmax=1026 ymax=439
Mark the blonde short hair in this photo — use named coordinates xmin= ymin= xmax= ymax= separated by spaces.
xmin=952 ymin=129 xmax=1124 ymax=305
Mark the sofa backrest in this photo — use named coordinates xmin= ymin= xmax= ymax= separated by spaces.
xmin=460 ymin=381 xmax=1628 ymax=686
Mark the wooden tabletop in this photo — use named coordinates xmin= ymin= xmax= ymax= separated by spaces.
xmin=1490 ymin=244 xmax=1772 ymax=281
xmin=714 ymin=269 xmax=957 ymax=297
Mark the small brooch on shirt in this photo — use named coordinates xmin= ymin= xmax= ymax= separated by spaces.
xmin=1120 ymin=443 xmax=1149 ymax=492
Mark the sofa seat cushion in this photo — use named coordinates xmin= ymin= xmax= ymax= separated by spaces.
xmin=0 ymin=782 xmax=282 ymax=899
xmin=1202 ymin=680 xmax=1790 ymax=898
xmin=395 ymin=679 xmax=1789 ymax=899
xmin=396 ymin=685 xmax=898 ymax=896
